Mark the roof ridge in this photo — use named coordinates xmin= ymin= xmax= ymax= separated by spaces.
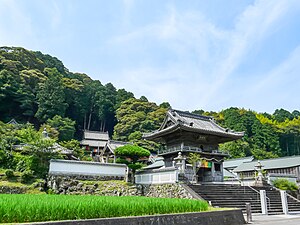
xmin=242 ymin=155 xmax=300 ymax=164
xmin=259 ymin=155 xmax=300 ymax=161
xmin=225 ymin=156 xmax=254 ymax=161
xmin=109 ymin=140 xmax=130 ymax=144
xmin=171 ymin=109 xmax=212 ymax=121
xmin=84 ymin=130 xmax=109 ymax=134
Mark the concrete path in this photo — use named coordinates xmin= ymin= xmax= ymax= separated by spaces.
xmin=248 ymin=212 xmax=300 ymax=225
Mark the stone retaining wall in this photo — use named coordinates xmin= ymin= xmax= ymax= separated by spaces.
xmin=0 ymin=185 xmax=28 ymax=194
xmin=140 ymin=183 xmax=194 ymax=199
xmin=47 ymin=175 xmax=139 ymax=195
xmin=22 ymin=209 xmax=246 ymax=225
xmin=47 ymin=175 xmax=194 ymax=198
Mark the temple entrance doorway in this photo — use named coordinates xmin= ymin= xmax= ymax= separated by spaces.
xmin=197 ymin=167 xmax=212 ymax=182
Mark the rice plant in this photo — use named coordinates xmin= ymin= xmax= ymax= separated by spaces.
xmin=0 ymin=194 xmax=209 ymax=223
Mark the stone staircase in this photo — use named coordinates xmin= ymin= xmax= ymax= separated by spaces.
xmin=254 ymin=186 xmax=300 ymax=214
xmin=188 ymin=183 xmax=300 ymax=214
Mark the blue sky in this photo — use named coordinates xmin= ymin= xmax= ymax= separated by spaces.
xmin=1 ymin=0 xmax=300 ymax=113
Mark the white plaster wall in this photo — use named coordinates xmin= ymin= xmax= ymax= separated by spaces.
xmin=135 ymin=170 xmax=178 ymax=184
xmin=49 ymin=160 xmax=127 ymax=177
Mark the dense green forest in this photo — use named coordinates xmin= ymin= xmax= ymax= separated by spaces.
xmin=1 ymin=46 xmax=300 ymax=162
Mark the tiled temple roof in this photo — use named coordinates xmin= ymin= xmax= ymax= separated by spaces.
xmin=81 ymin=130 xmax=110 ymax=148
xmin=143 ymin=109 xmax=244 ymax=140
xmin=223 ymin=156 xmax=254 ymax=169
xmin=83 ymin=130 xmax=109 ymax=141
xmin=104 ymin=140 xmax=131 ymax=153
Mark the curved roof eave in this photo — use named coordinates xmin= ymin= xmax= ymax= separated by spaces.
xmin=143 ymin=124 xmax=181 ymax=139
xmin=180 ymin=124 xmax=244 ymax=139
xmin=143 ymin=123 xmax=244 ymax=140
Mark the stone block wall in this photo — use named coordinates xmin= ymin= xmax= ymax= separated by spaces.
xmin=47 ymin=175 xmax=194 ymax=199
xmin=0 ymin=185 xmax=28 ymax=194
xmin=47 ymin=175 xmax=139 ymax=196
xmin=139 ymin=183 xmax=194 ymax=199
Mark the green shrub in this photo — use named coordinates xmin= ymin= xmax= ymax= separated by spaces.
xmin=272 ymin=178 xmax=299 ymax=191
xmin=20 ymin=170 xmax=34 ymax=183
xmin=13 ymin=153 xmax=34 ymax=172
xmin=5 ymin=169 xmax=14 ymax=178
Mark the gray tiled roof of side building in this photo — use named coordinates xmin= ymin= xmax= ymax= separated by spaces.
xmin=233 ymin=155 xmax=300 ymax=172
xmin=104 ymin=140 xmax=130 ymax=153
xmin=223 ymin=156 xmax=254 ymax=169
xmin=83 ymin=130 xmax=109 ymax=141
xmin=80 ymin=140 xmax=108 ymax=148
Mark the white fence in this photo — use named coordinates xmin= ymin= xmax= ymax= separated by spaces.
xmin=49 ymin=159 xmax=127 ymax=177
xmin=135 ymin=169 xmax=178 ymax=184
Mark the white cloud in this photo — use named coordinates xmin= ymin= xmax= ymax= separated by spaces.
xmin=202 ymin=0 xmax=298 ymax=107
xmin=122 ymin=0 xmax=135 ymax=27
xmin=0 ymin=0 xmax=299 ymax=112
xmin=108 ymin=0 xmax=300 ymax=111
xmin=254 ymin=45 xmax=300 ymax=92
xmin=49 ymin=1 xmax=62 ymax=30
xmin=0 ymin=0 xmax=36 ymax=47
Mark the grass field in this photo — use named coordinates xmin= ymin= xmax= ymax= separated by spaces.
xmin=0 ymin=194 xmax=209 ymax=223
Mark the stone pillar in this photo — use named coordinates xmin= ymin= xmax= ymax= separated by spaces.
xmin=260 ymin=190 xmax=268 ymax=215
xmin=245 ymin=203 xmax=252 ymax=223
xmin=280 ymin=190 xmax=289 ymax=215
xmin=211 ymin=162 xmax=215 ymax=182
xmin=220 ymin=163 xmax=224 ymax=182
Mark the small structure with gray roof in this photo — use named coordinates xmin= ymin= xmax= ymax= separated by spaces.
xmin=101 ymin=140 xmax=130 ymax=163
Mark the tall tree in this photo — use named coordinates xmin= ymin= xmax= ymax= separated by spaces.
xmin=46 ymin=115 xmax=76 ymax=141
xmin=273 ymin=109 xmax=294 ymax=122
xmin=113 ymin=98 xmax=167 ymax=141
xmin=95 ymin=83 xmax=117 ymax=133
xmin=35 ymin=68 xmax=68 ymax=123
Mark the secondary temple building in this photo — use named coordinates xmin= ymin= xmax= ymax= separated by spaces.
xmin=140 ymin=109 xmax=244 ymax=183
xmin=80 ymin=130 xmax=129 ymax=162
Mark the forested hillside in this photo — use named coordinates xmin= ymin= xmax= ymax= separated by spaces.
xmin=0 ymin=46 xmax=137 ymax=137
xmin=0 ymin=46 xmax=299 ymax=160
xmin=193 ymin=108 xmax=300 ymax=159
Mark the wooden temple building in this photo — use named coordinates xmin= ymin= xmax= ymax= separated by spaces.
xmin=80 ymin=130 xmax=109 ymax=156
xmin=80 ymin=130 xmax=129 ymax=162
xmin=143 ymin=109 xmax=244 ymax=183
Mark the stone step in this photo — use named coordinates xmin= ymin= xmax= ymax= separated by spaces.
xmin=188 ymin=184 xmax=300 ymax=215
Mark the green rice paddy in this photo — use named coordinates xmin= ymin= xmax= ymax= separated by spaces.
xmin=0 ymin=194 xmax=209 ymax=223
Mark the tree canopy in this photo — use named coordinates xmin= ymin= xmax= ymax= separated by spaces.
xmin=1 ymin=46 xmax=300 ymax=161
xmin=115 ymin=144 xmax=150 ymax=181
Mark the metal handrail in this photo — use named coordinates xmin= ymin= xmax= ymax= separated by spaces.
xmin=231 ymin=174 xmax=271 ymax=210
xmin=271 ymin=185 xmax=300 ymax=203
xmin=248 ymin=185 xmax=271 ymax=210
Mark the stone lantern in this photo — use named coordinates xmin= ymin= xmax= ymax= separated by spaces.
xmin=254 ymin=161 xmax=266 ymax=186
xmin=174 ymin=152 xmax=186 ymax=174
xmin=42 ymin=128 xmax=49 ymax=139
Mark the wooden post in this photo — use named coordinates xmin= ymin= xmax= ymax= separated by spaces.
xmin=246 ymin=203 xmax=252 ymax=223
